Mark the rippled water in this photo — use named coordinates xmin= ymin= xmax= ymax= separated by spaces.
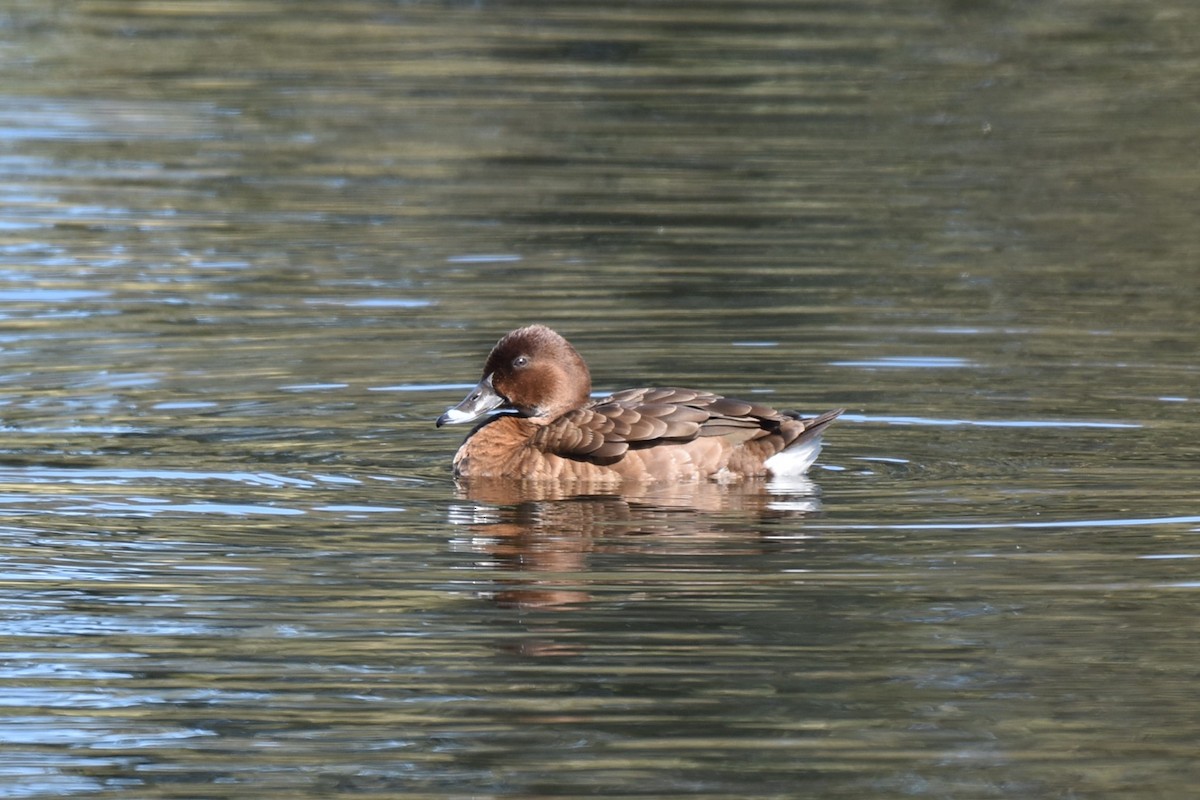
xmin=2 ymin=1 xmax=1199 ymax=797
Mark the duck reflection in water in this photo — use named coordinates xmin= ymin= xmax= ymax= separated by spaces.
xmin=447 ymin=476 xmax=827 ymax=612
xmin=438 ymin=325 xmax=842 ymax=611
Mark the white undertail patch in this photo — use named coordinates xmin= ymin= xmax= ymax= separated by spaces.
xmin=763 ymin=436 xmax=824 ymax=477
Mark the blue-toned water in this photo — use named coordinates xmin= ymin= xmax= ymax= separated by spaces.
xmin=2 ymin=1 xmax=1199 ymax=797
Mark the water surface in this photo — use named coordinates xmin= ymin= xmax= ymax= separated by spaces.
xmin=2 ymin=1 xmax=1199 ymax=797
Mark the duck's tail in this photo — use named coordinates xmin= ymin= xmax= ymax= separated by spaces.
xmin=764 ymin=408 xmax=845 ymax=476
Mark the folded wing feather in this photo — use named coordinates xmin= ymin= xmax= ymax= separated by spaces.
xmin=531 ymin=387 xmax=788 ymax=460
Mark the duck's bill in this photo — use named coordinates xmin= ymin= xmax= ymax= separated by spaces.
xmin=436 ymin=376 xmax=506 ymax=426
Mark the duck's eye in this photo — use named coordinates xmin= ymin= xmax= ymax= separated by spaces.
xmin=512 ymin=355 xmax=530 ymax=369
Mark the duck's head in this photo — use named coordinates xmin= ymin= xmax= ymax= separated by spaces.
xmin=436 ymin=325 xmax=592 ymax=427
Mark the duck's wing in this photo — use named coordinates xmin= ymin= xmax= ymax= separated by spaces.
xmin=530 ymin=387 xmax=790 ymax=461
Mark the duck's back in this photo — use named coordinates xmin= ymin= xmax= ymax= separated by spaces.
xmin=526 ymin=388 xmax=841 ymax=481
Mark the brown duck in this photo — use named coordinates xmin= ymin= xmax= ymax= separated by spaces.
xmin=437 ymin=325 xmax=843 ymax=483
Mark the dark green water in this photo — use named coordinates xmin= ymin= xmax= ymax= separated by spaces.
xmin=2 ymin=1 xmax=1198 ymax=797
